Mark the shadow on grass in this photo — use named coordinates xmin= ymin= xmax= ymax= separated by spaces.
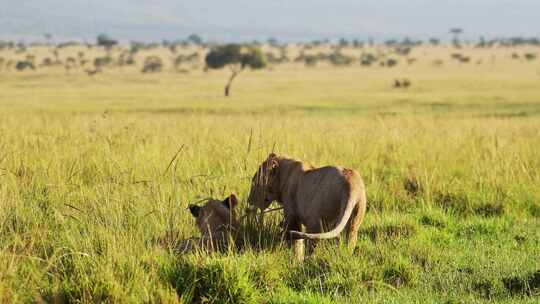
xmin=503 ymin=270 xmax=540 ymax=297
xmin=360 ymin=222 xmax=417 ymax=242
xmin=434 ymin=191 xmax=505 ymax=218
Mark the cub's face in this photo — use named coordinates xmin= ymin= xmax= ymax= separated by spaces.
xmin=188 ymin=194 xmax=239 ymax=237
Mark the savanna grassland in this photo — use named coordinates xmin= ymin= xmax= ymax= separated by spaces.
xmin=0 ymin=42 xmax=540 ymax=303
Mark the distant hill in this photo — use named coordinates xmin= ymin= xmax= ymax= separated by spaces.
xmin=1 ymin=0 xmax=539 ymax=42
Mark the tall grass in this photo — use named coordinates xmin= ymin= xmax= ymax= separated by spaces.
xmin=0 ymin=46 xmax=539 ymax=302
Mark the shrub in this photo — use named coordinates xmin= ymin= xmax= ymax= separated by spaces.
xmin=327 ymin=52 xmax=354 ymax=66
xmin=94 ymin=56 xmax=113 ymax=68
xmin=15 ymin=61 xmax=35 ymax=71
xmin=142 ymin=56 xmax=163 ymax=73
xmin=524 ymin=53 xmax=537 ymax=61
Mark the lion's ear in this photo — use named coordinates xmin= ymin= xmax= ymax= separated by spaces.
xmin=188 ymin=205 xmax=200 ymax=217
xmin=270 ymin=158 xmax=279 ymax=171
xmin=267 ymin=153 xmax=279 ymax=169
xmin=222 ymin=194 xmax=238 ymax=209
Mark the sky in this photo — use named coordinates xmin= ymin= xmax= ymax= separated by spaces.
xmin=1 ymin=0 xmax=539 ymax=42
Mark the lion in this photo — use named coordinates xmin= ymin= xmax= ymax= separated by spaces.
xmin=247 ymin=153 xmax=367 ymax=251
xmin=173 ymin=194 xmax=240 ymax=253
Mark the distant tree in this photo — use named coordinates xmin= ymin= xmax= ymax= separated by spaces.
xmin=44 ymin=33 xmax=52 ymax=45
xmin=129 ymin=42 xmax=143 ymax=54
xmin=449 ymin=28 xmax=463 ymax=47
xmin=187 ymin=34 xmax=203 ymax=45
xmin=97 ymin=34 xmax=118 ymax=50
xmin=476 ymin=36 xmax=487 ymax=48
xmin=205 ymin=44 xmax=266 ymax=97
xmin=15 ymin=42 xmax=26 ymax=53
xmin=338 ymin=38 xmax=349 ymax=47
xmin=267 ymin=37 xmax=279 ymax=47
xmin=385 ymin=39 xmax=398 ymax=46
xmin=429 ymin=38 xmax=440 ymax=46
xmin=352 ymin=39 xmax=364 ymax=48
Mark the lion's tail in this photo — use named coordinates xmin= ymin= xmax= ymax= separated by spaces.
xmin=289 ymin=193 xmax=356 ymax=240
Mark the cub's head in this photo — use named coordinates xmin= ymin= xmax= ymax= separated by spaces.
xmin=188 ymin=194 xmax=239 ymax=237
xmin=247 ymin=153 xmax=281 ymax=211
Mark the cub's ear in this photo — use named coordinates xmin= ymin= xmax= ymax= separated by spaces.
xmin=222 ymin=194 xmax=239 ymax=209
xmin=268 ymin=153 xmax=277 ymax=159
xmin=188 ymin=205 xmax=200 ymax=217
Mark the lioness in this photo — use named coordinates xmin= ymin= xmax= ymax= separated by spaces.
xmin=175 ymin=194 xmax=239 ymax=252
xmin=247 ymin=153 xmax=366 ymax=251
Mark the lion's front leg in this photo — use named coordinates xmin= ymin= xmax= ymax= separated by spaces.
xmin=282 ymin=213 xmax=302 ymax=242
xmin=282 ymin=213 xmax=305 ymax=262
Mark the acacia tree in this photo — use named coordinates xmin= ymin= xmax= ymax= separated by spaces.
xmin=205 ymin=44 xmax=266 ymax=97
xmin=449 ymin=28 xmax=464 ymax=47
xmin=97 ymin=34 xmax=118 ymax=50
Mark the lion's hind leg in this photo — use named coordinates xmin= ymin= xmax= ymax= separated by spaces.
xmin=345 ymin=200 xmax=367 ymax=251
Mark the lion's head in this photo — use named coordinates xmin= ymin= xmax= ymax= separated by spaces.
xmin=188 ymin=194 xmax=239 ymax=237
xmin=247 ymin=153 xmax=281 ymax=211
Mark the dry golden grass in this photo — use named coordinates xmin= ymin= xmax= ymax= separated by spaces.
xmin=0 ymin=44 xmax=539 ymax=303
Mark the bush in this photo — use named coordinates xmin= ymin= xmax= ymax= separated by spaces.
xmin=304 ymin=55 xmax=319 ymax=67
xmin=327 ymin=52 xmax=354 ymax=66
xmin=15 ymin=61 xmax=35 ymax=71
xmin=524 ymin=53 xmax=537 ymax=61
xmin=360 ymin=53 xmax=377 ymax=66
xmin=142 ymin=56 xmax=163 ymax=73
xmin=94 ymin=56 xmax=113 ymax=68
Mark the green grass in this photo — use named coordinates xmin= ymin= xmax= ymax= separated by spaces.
xmin=1 ymin=47 xmax=540 ymax=303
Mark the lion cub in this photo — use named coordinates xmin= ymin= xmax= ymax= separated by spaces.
xmin=177 ymin=194 xmax=239 ymax=252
